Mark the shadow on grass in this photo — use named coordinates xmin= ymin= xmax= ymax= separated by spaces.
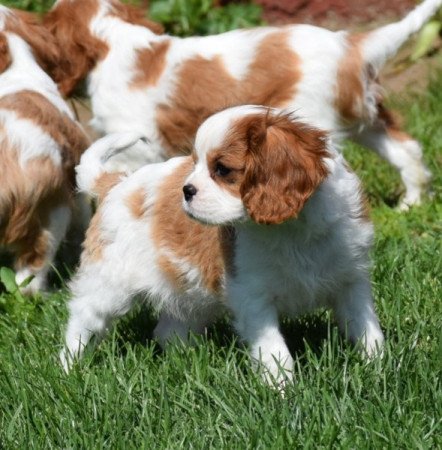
xmin=108 ymin=305 xmax=334 ymax=363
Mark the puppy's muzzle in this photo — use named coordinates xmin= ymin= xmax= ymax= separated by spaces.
xmin=183 ymin=184 xmax=198 ymax=202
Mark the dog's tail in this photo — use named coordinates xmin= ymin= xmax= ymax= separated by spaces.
xmin=361 ymin=0 xmax=441 ymax=71
xmin=76 ymin=132 xmax=154 ymax=201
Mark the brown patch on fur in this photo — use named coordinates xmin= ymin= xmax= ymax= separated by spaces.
xmin=3 ymin=9 xmax=61 ymax=76
xmin=0 ymin=33 xmax=12 ymax=73
xmin=220 ymin=226 xmax=236 ymax=277
xmin=0 ymin=130 xmax=67 ymax=247
xmin=335 ymin=33 xmax=370 ymax=123
xmin=93 ymin=172 xmax=124 ymax=203
xmin=156 ymin=30 xmax=301 ymax=156
xmin=237 ymin=111 xmax=329 ymax=224
xmin=109 ymin=1 xmax=164 ymax=35
xmin=43 ymin=0 xmax=109 ymax=96
xmin=131 ymin=40 xmax=170 ymax=88
xmin=14 ymin=230 xmax=49 ymax=271
xmin=81 ymin=210 xmax=107 ymax=263
xmin=0 ymin=90 xmax=90 ymax=188
xmin=126 ymin=187 xmax=147 ymax=219
xmin=206 ymin=130 xmax=249 ymax=198
xmin=152 ymin=158 xmax=224 ymax=293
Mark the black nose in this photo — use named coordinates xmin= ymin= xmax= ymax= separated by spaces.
xmin=183 ymin=184 xmax=198 ymax=202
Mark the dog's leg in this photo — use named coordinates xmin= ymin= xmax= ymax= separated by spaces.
xmin=15 ymin=205 xmax=71 ymax=294
xmin=333 ymin=278 xmax=384 ymax=357
xmin=350 ymin=119 xmax=431 ymax=210
xmin=230 ymin=292 xmax=293 ymax=385
xmin=60 ymin=273 xmax=136 ymax=371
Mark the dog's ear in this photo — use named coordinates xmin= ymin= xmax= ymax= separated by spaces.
xmin=112 ymin=2 xmax=164 ymax=35
xmin=43 ymin=3 xmax=109 ymax=96
xmin=0 ymin=33 xmax=11 ymax=74
xmin=240 ymin=112 xmax=329 ymax=225
xmin=9 ymin=10 xmax=61 ymax=78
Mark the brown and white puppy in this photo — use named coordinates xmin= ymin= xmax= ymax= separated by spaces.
xmin=61 ymin=106 xmax=383 ymax=384
xmin=44 ymin=0 xmax=441 ymax=209
xmin=0 ymin=6 xmax=90 ymax=293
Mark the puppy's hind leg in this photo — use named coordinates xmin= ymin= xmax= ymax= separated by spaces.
xmin=350 ymin=108 xmax=431 ymax=210
xmin=333 ymin=278 xmax=384 ymax=357
xmin=61 ymin=272 xmax=136 ymax=371
xmin=15 ymin=204 xmax=71 ymax=294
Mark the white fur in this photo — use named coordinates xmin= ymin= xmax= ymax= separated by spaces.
xmin=0 ymin=110 xmax=62 ymax=167
xmin=62 ymin=107 xmax=384 ymax=383
xmin=48 ymin=0 xmax=440 ymax=207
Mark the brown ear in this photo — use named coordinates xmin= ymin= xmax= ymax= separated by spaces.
xmin=0 ymin=33 xmax=12 ymax=74
xmin=240 ymin=112 xmax=329 ymax=225
xmin=43 ymin=3 xmax=109 ymax=96
xmin=112 ymin=2 xmax=164 ymax=35
xmin=9 ymin=10 xmax=61 ymax=78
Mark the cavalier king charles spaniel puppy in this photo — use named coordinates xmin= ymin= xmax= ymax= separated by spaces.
xmin=61 ymin=106 xmax=384 ymax=383
xmin=0 ymin=6 xmax=90 ymax=293
xmin=43 ymin=0 xmax=441 ymax=209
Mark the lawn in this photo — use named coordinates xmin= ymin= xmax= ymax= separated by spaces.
xmin=1 ymin=1 xmax=441 ymax=447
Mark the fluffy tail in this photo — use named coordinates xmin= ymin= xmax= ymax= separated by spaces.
xmin=76 ymin=132 xmax=154 ymax=198
xmin=362 ymin=0 xmax=442 ymax=70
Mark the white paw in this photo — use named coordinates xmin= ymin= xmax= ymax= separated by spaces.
xmin=15 ymin=269 xmax=45 ymax=295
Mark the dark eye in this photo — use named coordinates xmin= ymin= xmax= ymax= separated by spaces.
xmin=214 ymin=162 xmax=231 ymax=177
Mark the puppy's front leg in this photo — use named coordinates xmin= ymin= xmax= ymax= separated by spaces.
xmin=333 ymin=278 xmax=384 ymax=357
xmin=230 ymin=290 xmax=293 ymax=385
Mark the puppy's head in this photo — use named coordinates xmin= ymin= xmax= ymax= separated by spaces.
xmin=0 ymin=6 xmax=60 ymax=75
xmin=44 ymin=0 xmax=163 ymax=96
xmin=183 ymin=106 xmax=330 ymax=226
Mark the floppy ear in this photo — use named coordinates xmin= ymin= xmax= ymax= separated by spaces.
xmin=10 ymin=10 xmax=61 ymax=78
xmin=240 ymin=113 xmax=329 ymax=225
xmin=0 ymin=33 xmax=11 ymax=74
xmin=43 ymin=6 xmax=109 ymax=96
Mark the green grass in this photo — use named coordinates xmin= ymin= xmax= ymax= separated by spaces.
xmin=1 ymin=0 xmax=441 ymax=441
xmin=1 ymin=74 xmax=441 ymax=448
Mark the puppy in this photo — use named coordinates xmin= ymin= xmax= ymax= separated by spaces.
xmin=0 ymin=6 xmax=90 ymax=293
xmin=61 ymin=106 xmax=384 ymax=382
xmin=44 ymin=0 xmax=441 ymax=209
